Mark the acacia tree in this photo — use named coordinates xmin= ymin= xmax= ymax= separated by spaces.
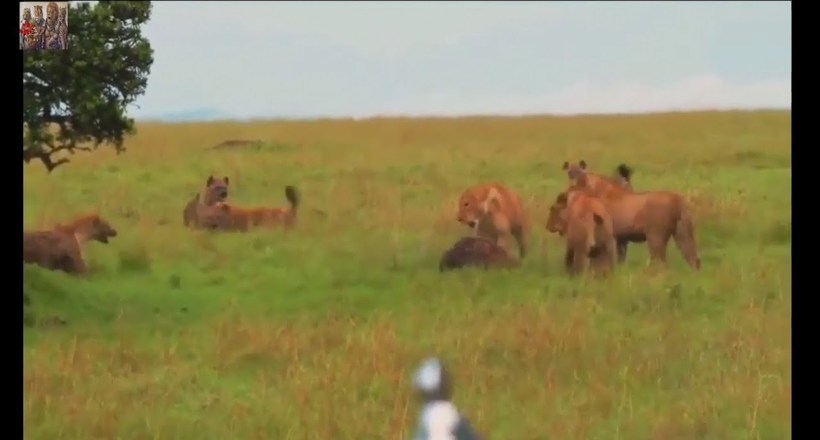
xmin=23 ymin=1 xmax=154 ymax=172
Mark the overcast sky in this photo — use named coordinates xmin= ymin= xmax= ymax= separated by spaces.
xmin=127 ymin=1 xmax=791 ymax=120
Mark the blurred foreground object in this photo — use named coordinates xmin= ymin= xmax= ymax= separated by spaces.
xmin=411 ymin=357 xmax=484 ymax=440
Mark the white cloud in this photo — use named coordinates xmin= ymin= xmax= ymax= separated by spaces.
xmin=131 ymin=74 xmax=791 ymax=120
xmin=362 ymin=74 xmax=791 ymax=118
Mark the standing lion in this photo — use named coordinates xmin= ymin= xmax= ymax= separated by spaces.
xmin=545 ymin=190 xmax=618 ymax=277
xmin=455 ymin=183 xmax=528 ymax=258
xmin=570 ymin=173 xmax=701 ymax=270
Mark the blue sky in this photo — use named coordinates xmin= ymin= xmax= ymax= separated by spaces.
xmin=127 ymin=1 xmax=791 ymax=120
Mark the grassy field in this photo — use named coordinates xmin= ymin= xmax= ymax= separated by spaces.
xmin=23 ymin=110 xmax=791 ymax=439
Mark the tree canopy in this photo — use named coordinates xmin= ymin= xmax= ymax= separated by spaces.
xmin=23 ymin=1 xmax=154 ymax=172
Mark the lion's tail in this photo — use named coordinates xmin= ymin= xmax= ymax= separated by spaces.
xmin=674 ymin=205 xmax=701 ymax=270
xmin=616 ymin=163 xmax=634 ymax=183
xmin=284 ymin=185 xmax=299 ymax=212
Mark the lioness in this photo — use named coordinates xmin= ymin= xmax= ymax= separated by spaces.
xmin=562 ymin=160 xmax=634 ymax=193
xmin=183 ymin=175 xmax=230 ymax=228
xmin=546 ymin=190 xmax=617 ymax=276
xmin=570 ymin=175 xmax=701 ymax=270
xmin=23 ymin=214 xmax=118 ymax=275
xmin=201 ymin=185 xmax=300 ymax=232
xmin=563 ymin=161 xmax=638 ymax=262
xmin=456 ymin=183 xmax=528 ymax=258
xmin=439 ymin=236 xmax=521 ymax=272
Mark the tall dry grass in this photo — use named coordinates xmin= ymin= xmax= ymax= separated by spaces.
xmin=24 ymin=110 xmax=791 ymax=439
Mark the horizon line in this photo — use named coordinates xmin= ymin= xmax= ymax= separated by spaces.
xmin=133 ymin=107 xmax=792 ymax=124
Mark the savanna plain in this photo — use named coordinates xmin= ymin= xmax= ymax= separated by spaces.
xmin=23 ymin=111 xmax=791 ymax=439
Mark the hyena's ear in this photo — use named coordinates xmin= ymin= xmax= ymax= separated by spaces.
xmin=562 ymin=161 xmax=569 ymax=170
xmin=592 ymin=213 xmax=604 ymax=225
xmin=223 ymin=176 xmax=230 ymax=185
xmin=579 ymin=160 xmax=587 ymax=169
xmin=207 ymin=175 xmax=214 ymax=186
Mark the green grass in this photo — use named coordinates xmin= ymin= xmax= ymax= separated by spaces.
xmin=24 ymin=110 xmax=791 ymax=439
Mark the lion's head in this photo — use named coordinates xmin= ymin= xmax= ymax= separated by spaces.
xmin=69 ymin=215 xmax=118 ymax=244
xmin=545 ymin=192 xmax=570 ymax=236
xmin=203 ymin=175 xmax=230 ymax=205
xmin=457 ymin=190 xmax=485 ymax=229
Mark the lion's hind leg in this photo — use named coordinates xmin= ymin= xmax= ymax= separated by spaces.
xmin=673 ymin=210 xmax=701 ymax=270
xmin=646 ymin=229 xmax=671 ymax=268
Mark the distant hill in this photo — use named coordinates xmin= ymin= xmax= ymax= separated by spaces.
xmin=139 ymin=108 xmax=235 ymax=122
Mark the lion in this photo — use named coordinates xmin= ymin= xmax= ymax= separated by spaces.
xmin=183 ymin=175 xmax=230 ymax=228
xmin=456 ymin=183 xmax=528 ymax=258
xmin=563 ymin=159 xmax=634 ymax=195
xmin=200 ymin=185 xmax=300 ymax=232
xmin=545 ymin=190 xmax=618 ymax=276
xmin=23 ymin=214 xmax=118 ymax=275
xmin=439 ymin=236 xmax=521 ymax=272
xmin=568 ymin=177 xmax=701 ymax=270
xmin=563 ymin=160 xmax=639 ymax=262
